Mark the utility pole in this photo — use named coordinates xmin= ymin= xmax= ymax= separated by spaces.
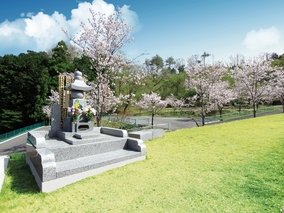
xmin=201 ymin=52 xmax=210 ymax=65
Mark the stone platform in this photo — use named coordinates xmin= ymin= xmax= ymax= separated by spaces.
xmin=26 ymin=127 xmax=146 ymax=192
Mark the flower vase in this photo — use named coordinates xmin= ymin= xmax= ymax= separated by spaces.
xmin=72 ymin=122 xmax=77 ymax=133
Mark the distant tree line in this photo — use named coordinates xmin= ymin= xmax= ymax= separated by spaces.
xmin=0 ymin=41 xmax=94 ymax=133
xmin=1 ymin=41 xmax=284 ymax=133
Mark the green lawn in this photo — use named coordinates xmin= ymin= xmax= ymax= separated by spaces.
xmin=1 ymin=114 xmax=284 ymax=212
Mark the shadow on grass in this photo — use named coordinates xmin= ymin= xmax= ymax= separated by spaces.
xmin=6 ymin=153 xmax=40 ymax=194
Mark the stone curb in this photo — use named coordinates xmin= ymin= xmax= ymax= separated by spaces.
xmin=0 ymin=155 xmax=10 ymax=192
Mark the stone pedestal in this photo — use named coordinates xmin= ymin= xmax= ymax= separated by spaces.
xmin=72 ymin=122 xmax=94 ymax=133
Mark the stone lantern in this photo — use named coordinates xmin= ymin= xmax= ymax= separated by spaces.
xmin=63 ymin=71 xmax=92 ymax=132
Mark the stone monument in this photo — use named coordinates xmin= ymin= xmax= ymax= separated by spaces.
xmin=25 ymin=70 xmax=147 ymax=192
xmin=63 ymin=71 xmax=93 ymax=133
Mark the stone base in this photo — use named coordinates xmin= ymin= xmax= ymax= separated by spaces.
xmin=128 ymin=129 xmax=164 ymax=141
xmin=26 ymin=152 xmax=145 ymax=193
xmin=26 ymin=127 xmax=146 ymax=192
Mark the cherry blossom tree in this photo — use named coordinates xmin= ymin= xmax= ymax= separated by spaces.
xmin=136 ymin=92 xmax=168 ymax=127
xmin=166 ymin=94 xmax=186 ymax=115
xmin=64 ymin=8 xmax=133 ymax=75
xmin=268 ymin=68 xmax=284 ymax=112
xmin=185 ymin=62 xmax=227 ymax=126
xmin=209 ymin=81 xmax=236 ymax=118
xmin=47 ymin=89 xmax=60 ymax=104
xmin=42 ymin=89 xmax=60 ymax=125
xmin=42 ymin=105 xmax=51 ymax=124
xmin=86 ymin=81 xmax=120 ymax=126
xmin=231 ymin=55 xmax=275 ymax=117
xmin=63 ymin=7 xmax=134 ymax=126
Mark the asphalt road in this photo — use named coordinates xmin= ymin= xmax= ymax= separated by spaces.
xmin=0 ymin=126 xmax=51 ymax=156
xmin=129 ymin=116 xmax=204 ymax=130
xmin=0 ymin=110 xmax=282 ymax=156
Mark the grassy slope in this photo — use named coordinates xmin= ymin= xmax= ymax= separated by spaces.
xmin=1 ymin=114 xmax=284 ymax=212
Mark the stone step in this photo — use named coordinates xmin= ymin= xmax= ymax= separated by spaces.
xmin=56 ymin=131 xmax=102 ymax=145
xmin=26 ymin=128 xmax=146 ymax=192
xmin=47 ymin=136 xmax=128 ymax=162
xmin=56 ymin=149 xmax=142 ymax=178
xmin=62 ymin=133 xmax=113 ymax=145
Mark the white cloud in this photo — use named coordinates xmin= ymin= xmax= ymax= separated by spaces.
xmin=120 ymin=5 xmax=140 ymax=32
xmin=243 ymin=26 xmax=281 ymax=51
xmin=67 ymin=0 xmax=115 ymax=36
xmin=26 ymin=12 xmax=34 ymax=18
xmin=0 ymin=0 xmax=139 ymax=55
xmin=23 ymin=11 xmax=68 ymax=51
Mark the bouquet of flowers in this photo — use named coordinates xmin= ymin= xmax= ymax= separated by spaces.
xmin=83 ymin=106 xmax=97 ymax=121
xmin=68 ymin=100 xmax=83 ymax=123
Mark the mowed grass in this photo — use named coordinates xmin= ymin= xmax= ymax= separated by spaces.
xmin=1 ymin=114 xmax=284 ymax=212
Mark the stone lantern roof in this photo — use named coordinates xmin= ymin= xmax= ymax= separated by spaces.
xmin=65 ymin=71 xmax=91 ymax=91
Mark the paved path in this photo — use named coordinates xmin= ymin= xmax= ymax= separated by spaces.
xmin=127 ymin=116 xmax=199 ymax=130
xmin=128 ymin=109 xmax=283 ymax=130
xmin=0 ymin=126 xmax=50 ymax=156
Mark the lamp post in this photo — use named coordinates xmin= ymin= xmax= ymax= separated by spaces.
xmin=201 ymin=52 xmax=210 ymax=65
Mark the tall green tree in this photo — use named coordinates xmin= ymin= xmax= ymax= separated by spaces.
xmin=115 ymin=64 xmax=147 ymax=114
xmin=49 ymin=40 xmax=75 ymax=90
xmin=144 ymin=55 xmax=170 ymax=94
xmin=271 ymin=53 xmax=284 ymax=68
xmin=0 ymin=54 xmax=24 ymax=133
xmin=165 ymin=56 xmax=175 ymax=69
xmin=0 ymin=51 xmax=50 ymax=133
xmin=160 ymin=72 xmax=189 ymax=99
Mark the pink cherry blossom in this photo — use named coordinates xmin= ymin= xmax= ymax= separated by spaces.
xmin=231 ymin=54 xmax=276 ymax=117
xmin=185 ymin=62 xmax=229 ymax=125
xmin=136 ymin=92 xmax=168 ymax=126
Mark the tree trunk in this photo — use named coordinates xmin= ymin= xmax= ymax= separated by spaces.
xmin=201 ymin=102 xmax=205 ymax=126
xmin=218 ymin=106 xmax=223 ymax=118
xmin=201 ymin=113 xmax=205 ymax=126
xmin=151 ymin=113 xmax=154 ymax=128
xmin=190 ymin=117 xmax=200 ymax=127
xmin=253 ymin=102 xmax=257 ymax=118
xmin=123 ymin=102 xmax=129 ymax=114
xmin=96 ymin=115 xmax=101 ymax=127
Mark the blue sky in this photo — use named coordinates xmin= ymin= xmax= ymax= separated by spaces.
xmin=1 ymin=0 xmax=284 ymax=64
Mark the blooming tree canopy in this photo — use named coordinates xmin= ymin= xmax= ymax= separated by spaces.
xmin=86 ymin=81 xmax=120 ymax=126
xmin=64 ymin=8 xmax=133 ymax=75
xmin=136 ymin=92 xmax=168 ymax=126
xmin=47 ymin=89 xmax=60 ymax=104
xmin=268 ymin=68 xmax=284 ymax=112
xmin=185 ymin=62 xmax=227 ymax=126
xmin=166 ymin=94 xmax=186 ymax=115
xmin=42 ymin=89 xmax=60 ymax=124
xmin=64 ymin=7 xmax=134 ymax=126
xmin=231 ymin=55 xmax=275 ymax=117
xmin=209 ymin=81 xmax=236 ymax=117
